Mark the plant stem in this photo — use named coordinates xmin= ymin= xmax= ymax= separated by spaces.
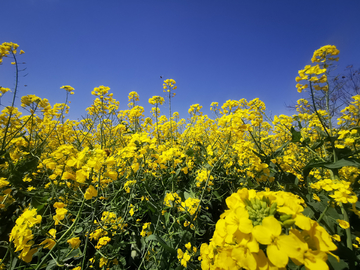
xmin=317 ymin=204 xmax=330 ymax=223
xmin=340 ymin=202 xmax=353 ymax=251
xmin=35 ymin=197 xmax=86 ymax=270
xmin=1 ymin=51 xmax=19 ymax=152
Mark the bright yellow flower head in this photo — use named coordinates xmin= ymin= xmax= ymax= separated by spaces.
xmin=60 ymin=85 xmax=75 ymax=92
xmin=67 ymin=237 xmax=81 ymax=249
xmin=84 ymin=185 xmax=98 ymax=200
xmin=337 ymin=219 xmax=350 ymax=229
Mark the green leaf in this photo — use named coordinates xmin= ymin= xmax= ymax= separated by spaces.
xmin=184 ymin=191 xmax=191 ymax=200
xmin=45 ymin=260 xmax=57 ymax=270
xmin=272 ymin=142 xmax=290 ymax=158
xmin=302 ymin=207 xmax=315 ymax=219
xmin=74 ymin=227 xmax=83 ymax=233
xmin=164 ymin=211 xmax=170 ymax=226
xmin=323 ymin=159 xmax=360 ymax=169
xmin=291 ymin=127 xmax=302 ymax=143
xmin=310 ymin=140 xmax=323 ymax=150
xmin=146 ymin=201 xmax=158 ymax=213
xmin=252 ymin=150 xmax=265 ymax=160
xmin=63 ymin=249 xmax=82 ymax=262
xmin=213 ymin=191 xmax=223 ymax=202
xmin=10 ymin=257 xmax=18 ymax=270
xmin=145 ymin=234 xmax=176 ymax=255
xmin=328 ymin=249 xmax=351 ymax=270
xmin=185 ymin=148 xmax=194 ymax=157
xmin=314 ymin=126 xmax=327 ymax=137
xmin=303 ymin=158 xmax=360 ymax=179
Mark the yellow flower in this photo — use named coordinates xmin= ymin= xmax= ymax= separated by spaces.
xmin=9 ymin=208 xmax=42 ymax=263
xmin=40 ymin=238 xmax=56 ymax=249
xmin=140 ymin=222 xmax=151 ymax=237
xmin=337 ymin=219 xmax=350 ymax=229
xmin=177 ymin=248 xmax=183 ymax=259
xmin=129 ymin=207 xmax=134 ymax=216
xmin=313 ymin=194 xmax=321 ymax=202
xmin=84 ymin=185 xmax=98 ymax=200
xmin=95 ymin=236 xmax=111 ymax=249
xmin=124 ymin=180 xmax=136 ymax=193
xmin=252 ymin=216 xmax=301 ymax=268
xmin=27 ymin=186 xmax=35 ymax=191
xmin=332 ymin=234 xmax=341 ymax=242
xmin=177 ymin=248 xmax=191 ymax=267
xmin=53 ymin=208 xmax=68 ymax=225
xmin=53 ymin=202 xmax=66 ymax=209
xmin=67 ymin=237 xmax=81 ymax=249
xmin=60 ymin=85 xmax=75 ymax=92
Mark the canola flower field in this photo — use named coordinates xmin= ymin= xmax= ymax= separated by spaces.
xmin=0 ymin=42 xmax=360 ymax=270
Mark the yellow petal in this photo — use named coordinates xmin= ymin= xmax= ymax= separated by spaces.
xmin=295 ymin=215 xmax=312 ymax=230
xmin=267 ymin=243 xmax=288 ymax=268
xmin=304 ymin=250 xmax=328 ymax=270
xmin=239 ymin=217 xmax=253 ymax=234
xmin=252 ymin=225 xmax=272 ymax=245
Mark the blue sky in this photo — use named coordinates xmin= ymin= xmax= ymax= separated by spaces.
xmin=1 ymin=0 xmax=360 ymax=121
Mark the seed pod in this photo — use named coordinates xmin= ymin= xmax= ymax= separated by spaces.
xmin=260 ymin=201 xmax=267 ymax=209
xmin=269 ymin=202 xmax=277 ymax=215
xmin=280 ymin=214 xmax=293 ymax=222
xmin=282 ymin=219 xmax=296 ymax=228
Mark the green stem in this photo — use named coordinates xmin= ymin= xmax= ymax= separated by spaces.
xmin=0 ymin=244 xmax=10 ymax=267
xmin=168 ymin=90 xmax=173 ymax=147
xmin=317 ymin=204 xmax=330 ymax=223
xmin=35 ymin=197 xmax=86 ymax=270
xmin=339 ymin=202 xmax=353 ymax=251
xmin=1 ymin=51 xmax=19 ymax=151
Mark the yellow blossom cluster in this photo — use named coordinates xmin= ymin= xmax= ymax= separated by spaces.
xmin=311 ymin=179 xmax=358 ymax=204
xmin=0 ymin=42 xmax=21 ymax=64
xmin=53 ymin=202 xmax=68 ymax=225
xmin=2 ymin=43 xmax=360 ymax=268
xmin=295 ymin=45 xmax=340 ymax=93
xmin=177 ymin=242 xmax=197 ymax=267
xmin=9 ymin=208 xmax=42 ymax=263
xmin=140 ymin=222 xmax=152 ymax=237
xmin=164 ymin=192 xmax=182 ymax=207
xmin=199 ymin=188 xmax=337 ymax=270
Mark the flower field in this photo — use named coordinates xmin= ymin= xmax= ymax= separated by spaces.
xmin=0 ymin=42 xmax=360 ymax=270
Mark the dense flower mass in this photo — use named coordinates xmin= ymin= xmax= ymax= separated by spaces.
xmin=1 ymin=43 xmax=360 ymax=269
xmin=9 ymin=208 xmax=42 ymax=263
xmin=199 ymin=188 xmax=337 ymax=270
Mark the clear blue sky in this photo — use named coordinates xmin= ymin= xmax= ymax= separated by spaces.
xmin=1 ymin=0 xmax=360 ymax=120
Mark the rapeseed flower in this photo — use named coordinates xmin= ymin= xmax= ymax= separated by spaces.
xmin=337 ymin=219 xmax=350 ymax=229
xmin=199 ymin=188 xmax=336 ymax=270
xmin=84 ymin=185 xmax=98 ymax=200
xmin=9 ymin=208 xmax=42 ymax=262
xmin=67 ymin=237 xmax=81 ymax=249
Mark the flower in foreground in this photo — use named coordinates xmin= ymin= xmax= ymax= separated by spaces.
xmin=337 ymin=219 xmax=350 ymax=229
xmin=67 ymin=237 xmax=81 ymax=249
xmin=84 ymin=185 xmax=98 ymax=200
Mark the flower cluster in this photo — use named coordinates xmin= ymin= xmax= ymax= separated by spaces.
xmin=177 ymin=242 xmax=197 ymax=267
xmin=311 ymin=178 xmax=358 ymax=205
xmin=9 ymin=208 xmax=42 ymax=263
xmin=0 ymin=42 xmax=21 ymax=64
xmin=199 ymin=188 xmax=337 ymax=270
xmin=295 ymin=45 xmax=339 ymax=93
